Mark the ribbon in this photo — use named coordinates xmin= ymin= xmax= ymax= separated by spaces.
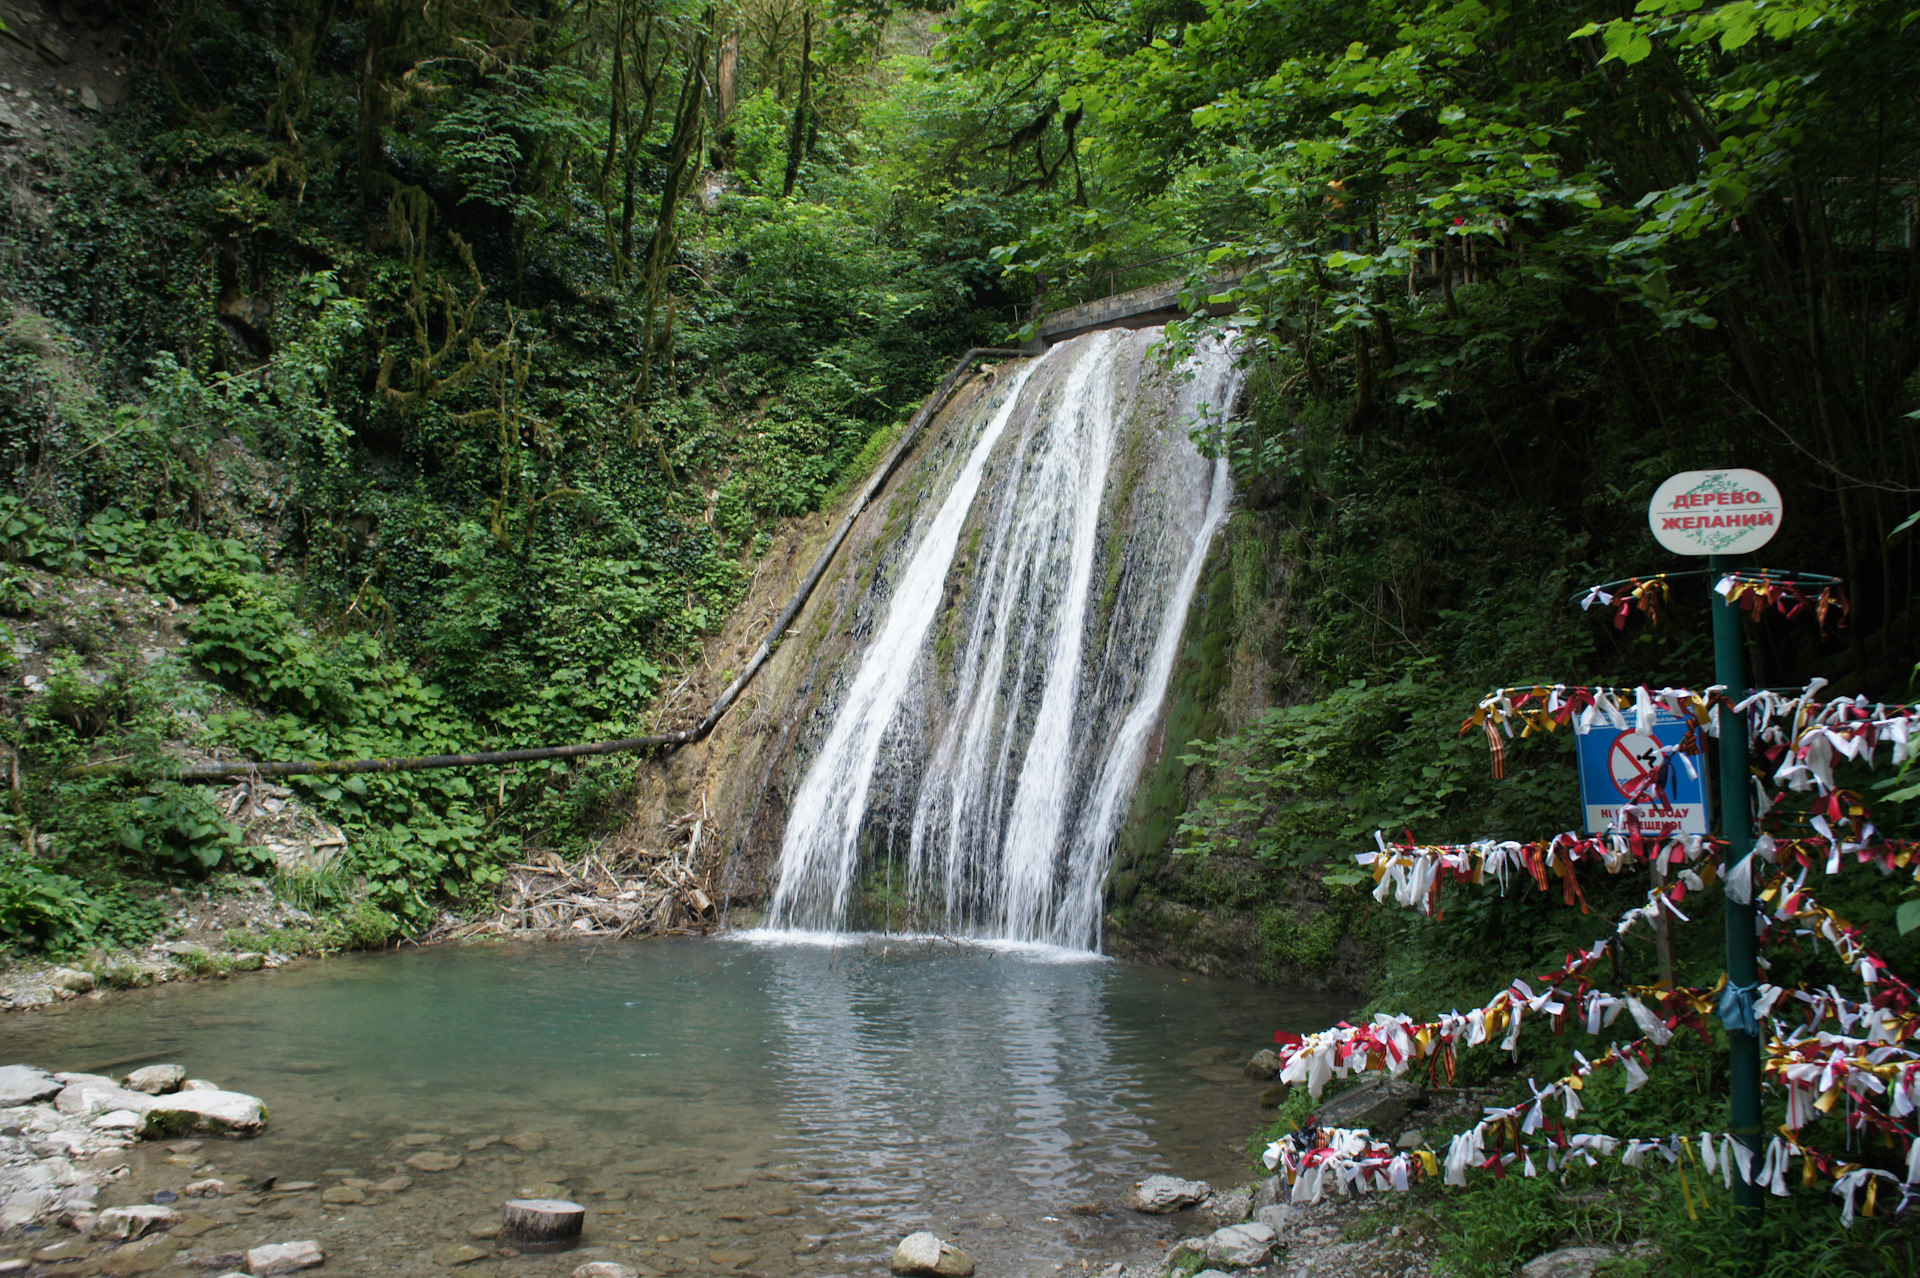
xmin=1718 ymin=981 xmax=1761 ymax=1037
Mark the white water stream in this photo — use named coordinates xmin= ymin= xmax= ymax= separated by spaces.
xmin=767 ymin=328 xmax=1241 ymax=948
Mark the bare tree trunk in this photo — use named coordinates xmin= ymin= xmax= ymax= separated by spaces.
xmin=718 ymin=29 xmax=739 ymax=125
xmin=782 ymin=10 xmax=812 ymax=198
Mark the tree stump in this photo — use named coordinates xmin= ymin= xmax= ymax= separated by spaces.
xmin=500 ymin=1198 xmax=585 ymax=1252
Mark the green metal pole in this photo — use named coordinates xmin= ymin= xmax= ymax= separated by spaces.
xmin=1710 ymin=552 xmax=1764 ymax=1219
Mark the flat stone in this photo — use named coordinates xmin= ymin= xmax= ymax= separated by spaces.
xmin=518 ymin=1183 xmax=571 ymax=1199
xmin=167 ymin=1140 xmax=204 ymax=1154
xmin=0 ymin=1260 xmax=31 ymax=1277
xmin=140 ymin=1089 xmax=267 ymax=1138
xmin=402 ymin=1132 xmax=444 ymax=1146
xmin=371 ymin=1175 xmax=413 ymax=1192
xmin=1121 ymin=1175 xmax=1210 ymax=1214
xmin=468 ymin=1223 xmax=501 ymax=1239
xmin=92 ymin=1108 xmax=144 ymax=1129
xmin=436 ymin=1244 xmax=493 ymax=1266
xmin=406 ymin=1150 xmax=463 ymax=1172
xmin=702 ymin=1180 xmax=747 ymax=1191
xmin=709 ymin=1250 xmax=759 ymax=1267
xmin=1204 ymin=1222 xmax=1278 ymax=1268
xmin=93 ymin=1205 xmax=182 ymax=1240
xmin=123 ymin=1065 xmax=186 ymax=1095
xmin=246 ymin=1240 xmax=323 ymax=1275
xmin=1519 ymin=1246 xmax=1630 ymax=1278
xmin=0 ymin=1064 xmax=61 ymax=1106
xmin=574 ymin=1265 xmax=640 ymax=1278
xmin=1397 ymin=1129 xmax=1425 ymax=1150
xmin=1315 ymin=1077 xmax=1425 ymax=1133
xmin=56 ymin=1076 xmax=156 ymax=1118
xmin=99 ymin=1235 xmax=180 ymax=1276
xmin=466 ymin=1136 xmax=497 ymax=1151
xmin=320 ymin=1185 xmax=366 ymax=1205
xmin=1253 ymin=1204 xmax=1292 ymax=1234
xmin=504 ymin=1132 xmax=548 ymax=1152
xmin=273 ymin=1181 xmax=319 ymax=1193
xmin=33 ymin=1239 xmax=92 ymax=1261
xmin=889 ymin=1232 xmax=973 ymax=1278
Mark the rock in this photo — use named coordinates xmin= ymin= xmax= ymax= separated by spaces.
xmin=1121 ymin=1175 xmax=1210 ymax=1214
xmin=184 ymin=1179 xmax=229 ymax=1197
xmin=370 ymin=1175 xmax=413 ymax=1192
xmin=1315 ymin=1077 xmax=1426 ymax=1133
xmin=434 ymin=1244 xmax=492 ymax=1266
xmin=180 ymin=1079 xmax=220 ymax=1091
xmin=92 ymin=1204 xmax=183 ymax=1239
xmin=141 ymin=1089 xmax=267 ymax=1138
xmin=92 ymin=1109 xmax=144 ymax=1130
xmin=406 ymin=1149 xmax=463 ymax=1172
xmin=123 ymin=1065 xmax=186 ymax=1095
xmin=56 ymin=1075 xmax=156 ymax=1117
xmin=33 ymin=1240 xmax=91 ymax=1261
xmin=320 ymin=1185 xmax=365 ymax=1205
xmin=0 ymin=1064 xmax=61 ymax=1106
xmin=273 ymin=1182 xmax=319 ymax=1193
xmin=98 ymin=1236 xmax=180 ymax=1276
xmin=708 ymin=1250 xmax=759 ymax=1266
xmin=79 ymin=85 xmax=99 ymax=111
xmin=1519 ymin=1246 xmax=1630 ymax=1278
xmin=889 ymin=1231 xmax=974 ymax=1277
xmin=48 ymin=967 xmax=95 ymax=993
xmin=1250 ymin=1176 xmax=1283 ymax=1211
xmin=0 ymin=1260 xmax=30 ymax=1277
xmin=504 ymin=1131 xmax=548 ymax=1152
xmin=574 ymin=1264 xmax=639 ymax=1278
xmin=246 ymin=1240 xmax=324 ymax=1275
xmin=1253 ymin=1204 xmax=1292 ymax=1234
xmin=466 ymin=1136 xmax=498 ymax=1151
xmin=1397 ymin=1129 xmax=1425 ymax=1150
xmin=227 ymin=953 xmax=265 ymax=971
xmin=468 ymin=1223 xmax=500 ymax=1239
xmin=1203 ymin=1222 xmax=1278 ymax=1268
xmin=1205 ymin=1186 xmax=1252 ymax=1224
xmin=1243 ymin=1050 xmax=1280 ymax=1080
xmin=402 ymin=1132 xmax=443 ymax=1145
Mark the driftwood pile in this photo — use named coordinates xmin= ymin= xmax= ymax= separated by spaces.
xmin=457 ymin=809 xmax=721 ymax=939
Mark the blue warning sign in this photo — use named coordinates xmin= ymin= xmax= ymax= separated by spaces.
xmin=1575 ymin=708 xmax=1711 ymax=837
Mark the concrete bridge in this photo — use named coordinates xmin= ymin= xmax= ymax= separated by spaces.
xmin=1029 ymin=270 xmax=1243 ymax=350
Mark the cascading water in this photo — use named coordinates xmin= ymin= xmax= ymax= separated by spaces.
xmin=766 ymin=327 xmax=1241 ymax=949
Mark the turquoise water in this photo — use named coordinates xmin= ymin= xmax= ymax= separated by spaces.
xmin=4 ymin=935 xmax=1348 ymax=1277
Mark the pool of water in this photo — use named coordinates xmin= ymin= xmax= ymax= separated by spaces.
xmin=5 ymin=934 xmax=1349 ymax=1277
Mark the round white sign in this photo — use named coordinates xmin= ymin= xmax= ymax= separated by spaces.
xmin=1647 ymin=468 xmax=1781 ymax=556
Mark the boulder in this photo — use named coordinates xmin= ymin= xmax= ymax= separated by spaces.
xmin=890 ymin=1232 xmax=974 ymax=1277
xmin=1315 ymin=1077 xmax=1426 ymax=1133
xmin=1203 ymin=1222 xmax=1278 ymax=1268
xmin=93 ymin=1204 xmax=183 ymax=1240
xmin=1519 ymin=1247 xmax=1630 ymax=1278
xmin=140 ymin=1089 xmax=267 ymax=1138
xmin=0 ymin=1064 xmax=61 ymax=1107
xmin=1243 ymin=1050 xmax=1280 ymax=1080
xmin=48 ymin=967 xmax=95 ymax=993
xmin=56 ymin=1076 xmax=156 ymax=1118
xmin=123 ymin=1065 xmax=186 ymax=1096
xmin=1204 ymin=1186 xmax=1251 ymax=1224
xmin=1121 ymin=1175 xmax=1210 ymax=1214
xmin=246 ymin=1241 xmax=323 ymax=1275
xmin=1253 ymin=1204 xmax=1292 ymax=1234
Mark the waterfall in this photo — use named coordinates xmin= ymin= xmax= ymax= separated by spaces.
xmin=766 ymin=327 xmax=1240 ymax=949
